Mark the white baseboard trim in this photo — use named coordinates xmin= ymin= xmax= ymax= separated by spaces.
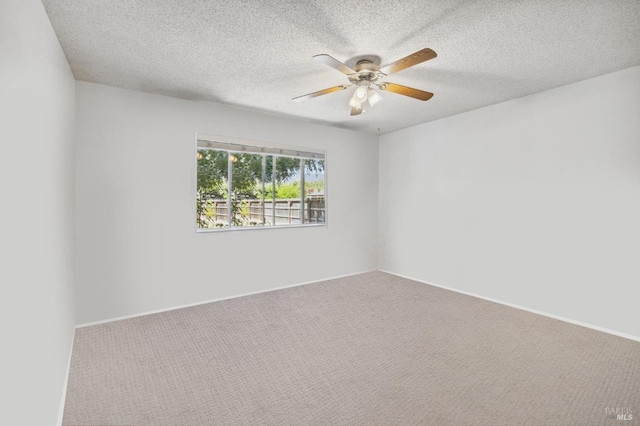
xmin=379 ymin=269 xmax=640 ymax=343
xmin=76 ymin=269 xmax=377 ymax=329
xmin=57 ymin=329 xmax=75 ymax=426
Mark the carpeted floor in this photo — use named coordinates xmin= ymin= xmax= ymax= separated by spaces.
xmin=63 ymin=272 xmax=640 ymax=426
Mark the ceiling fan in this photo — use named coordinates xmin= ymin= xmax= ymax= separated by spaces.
xmin=293 ymin=48 xmax=437 ymax=116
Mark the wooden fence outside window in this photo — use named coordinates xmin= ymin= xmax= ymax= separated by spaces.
xmin=200 ymin=196 xmax=325 ymax=226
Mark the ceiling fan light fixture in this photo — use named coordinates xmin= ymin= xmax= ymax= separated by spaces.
xmin=354 ymin=86 xmax=368 ymax=101
xmin=367 ymin=89 xmax=382 ymax=107
xmin=348 ymin=95 xmax=362 ymax=109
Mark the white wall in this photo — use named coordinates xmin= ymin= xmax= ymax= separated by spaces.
xmin=379 ymin=66 xmax=640 ymax=339
xmin=0 ymin=0 xmax=76 ymax=424
xmin=75 ymin=82 xmax=378 ymax=324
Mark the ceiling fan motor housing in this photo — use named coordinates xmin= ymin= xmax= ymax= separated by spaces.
xmin=350 ymin=60 xmax=385 ymax=85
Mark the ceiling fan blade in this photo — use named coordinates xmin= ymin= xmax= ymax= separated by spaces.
xmin=292 ymin=85 xmax=351 ymax=102
xmin=379 ymin=48 xmax=437 ymax=75
xmin=313 ymin=54 xmax=356 ymax=75
xmin=378 ymin=82 xmax=434 ymax=101
xmin=350 ymin=105 xmax=363 ymax=116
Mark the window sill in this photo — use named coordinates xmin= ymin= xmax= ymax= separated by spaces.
xmin=195 ymin=223 xmax=326 ymax=234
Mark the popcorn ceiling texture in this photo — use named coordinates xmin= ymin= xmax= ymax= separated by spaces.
xmin=42 ymin=0 xmax=640 ymax=134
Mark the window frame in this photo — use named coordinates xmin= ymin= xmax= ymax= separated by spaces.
xmin=195 ymin=133 xmax=328 ymax=233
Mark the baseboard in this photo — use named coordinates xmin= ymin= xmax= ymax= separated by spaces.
xmin=57 ymin=329 xmax=75 ymax=426
xmin=76 ymin=269 xmax=377 ymax=328
xmin=379 ymin=269 xmax=640 ymax=343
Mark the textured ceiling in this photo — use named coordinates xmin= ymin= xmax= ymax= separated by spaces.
xmin=42 ymin=0 xmax=640 ymax=134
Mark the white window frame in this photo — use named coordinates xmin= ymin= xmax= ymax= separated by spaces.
xmin=195 ymin=133 xmax=327 ymax=233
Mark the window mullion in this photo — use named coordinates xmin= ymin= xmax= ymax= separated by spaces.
xmin=227 ymin=153 xmax=233 ymax=228
xmin=261 ymin=155 xmax=266 ymax=226
xmin=300 ymin=158 xmax=305 ymax=224
xmin=272 ymin=156 xmax=277 ymax=225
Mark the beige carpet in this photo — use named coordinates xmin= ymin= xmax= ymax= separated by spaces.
xmin=63 ymin=272 xmax=640 ymax=425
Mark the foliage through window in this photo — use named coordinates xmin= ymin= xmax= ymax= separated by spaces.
xmin=197 ymin=137 xmax=325 ymax=230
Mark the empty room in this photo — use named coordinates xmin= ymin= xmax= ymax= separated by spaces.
xmin=2 ymin=0 xmax=640 ymax=425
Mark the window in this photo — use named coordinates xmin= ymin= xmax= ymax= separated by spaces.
xmin=196 ymin=136 xmax=326 ymax=231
